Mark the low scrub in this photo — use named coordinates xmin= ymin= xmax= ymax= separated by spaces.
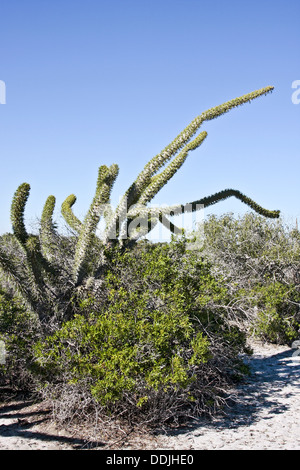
xmin=201 ymin=213 xmax=300 ymax=344
xmin=32 ymin=241 xmax=249 ymax=428
xmin=0 ymin=288 xmax=40 ymax=391
xmin=1 ymin=213 xmax=299 ymax=431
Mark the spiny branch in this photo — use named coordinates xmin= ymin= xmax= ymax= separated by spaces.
xmin=128 ymin=189 xmax=280 ymax=221
xmin=61 ymin=195 xmax=83 ymax=233
xmin=104 ymin=86 xmax=275 ymax=243
xmin=10 ymin=183 xmax=30 ymax=244
xmin=73 ymin=164 xmax=119 ymax=284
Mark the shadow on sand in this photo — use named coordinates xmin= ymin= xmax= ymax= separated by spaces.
xmin=164 ymin=347 xmax=300 ymax=436
xmin=0 ymin=399 xmax=105 ymax=449
xmin=1 ymin=348 xmax=299 ymax=445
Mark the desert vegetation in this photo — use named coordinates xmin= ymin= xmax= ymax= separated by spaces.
xmin=1 ymin=86 xmax=299 ymax=434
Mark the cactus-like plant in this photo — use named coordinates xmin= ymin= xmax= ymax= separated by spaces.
xmin=0 ymin=86 xmax=280 ymax=319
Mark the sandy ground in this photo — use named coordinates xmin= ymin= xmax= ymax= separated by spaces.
xmin=0 ymin=340 xmax=299 ymax=450
xmin=157 ymin=341 xmax=300 ymax=450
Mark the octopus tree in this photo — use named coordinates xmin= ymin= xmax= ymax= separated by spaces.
xmin=0 ymin=86 xmax=279 ymax=321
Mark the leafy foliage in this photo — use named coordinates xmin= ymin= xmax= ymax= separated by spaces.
xmin=0 ymin=288 xmax=40 ymax=390
xmin=33 ymin=241 xmax=248 ymax=426
xmin=1 ymin=213 xmax=299 ymax=428
xmin=201 ymin=213 xmax=300 ymax=343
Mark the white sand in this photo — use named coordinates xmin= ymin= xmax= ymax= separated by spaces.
xmin=0 ymin=341 xmax=299 ymax=450
xmin=156 ymin=341 xmax=300 ymax=450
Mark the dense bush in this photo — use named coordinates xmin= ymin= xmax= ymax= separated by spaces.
xmin=33 ymin=241 xmax=249 ymax=427
xmin=0 ymin=288 xmax=40 ymax=391
xmin=1 ymin=212 xmax=299 ymax=431
xmin=201 ymin=213 xmax=300 ymax=343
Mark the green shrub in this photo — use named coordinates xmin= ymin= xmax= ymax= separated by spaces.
xmin=201 ymin=213 xmax=300 ymax=343
xmin=34 ymin=302 xmax=210 ymax=405
xmin=33 ymin=240 xmax=248 ymax=427
xmin=0 ymin=288 xmax=41 ymax=390
xmin=250 ymin=282 xmax=300 ymax=344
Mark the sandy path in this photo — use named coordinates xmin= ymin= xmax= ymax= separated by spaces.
xmin=0 ymin=341 xmax=299 ymax=450
xmin=156 ymin=342 xmax=300 ymax=450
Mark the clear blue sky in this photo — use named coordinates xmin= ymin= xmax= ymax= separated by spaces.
xmin=0 ymin=0 xmax=299 ymax=237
